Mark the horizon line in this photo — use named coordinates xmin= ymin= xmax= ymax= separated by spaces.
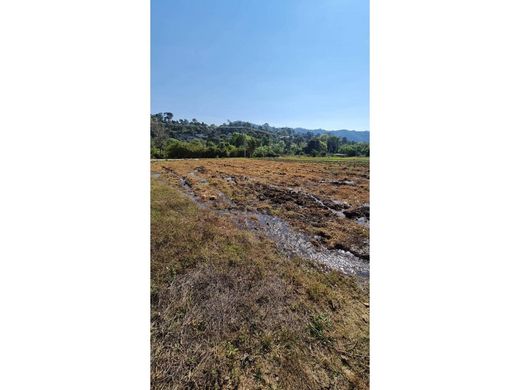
xmin=151 ymin=113 xmax=369 ymax=133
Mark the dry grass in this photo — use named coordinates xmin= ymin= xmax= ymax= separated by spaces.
xmin=151 ymin=178 xmax=369 ymax=389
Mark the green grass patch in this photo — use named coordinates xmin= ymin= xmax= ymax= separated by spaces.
xmin=258 ymin=155 xmax=369 ymax=165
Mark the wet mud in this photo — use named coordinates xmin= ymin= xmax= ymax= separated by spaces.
xmin=154 ymin=163 xmax=369 ymax=278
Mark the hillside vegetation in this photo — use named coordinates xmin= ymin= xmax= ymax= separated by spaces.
xmin=151 ymin=113 xmax=369 ymax=159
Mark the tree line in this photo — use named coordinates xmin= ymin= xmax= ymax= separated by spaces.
xmin=151 ymin=113 xmax=369 ymax=159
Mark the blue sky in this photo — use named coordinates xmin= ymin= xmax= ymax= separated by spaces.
xmin=152 ymin=0 xmax=368 ymax=130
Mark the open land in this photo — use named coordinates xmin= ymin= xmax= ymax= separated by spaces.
xmin=151 ymin=157 xmax=370 ymax=389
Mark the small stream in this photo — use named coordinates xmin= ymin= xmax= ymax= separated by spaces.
xmin=242 ymin=212 xmax=369 ymax=277
xmin=173 ymin=173 xmax=369 ymax=278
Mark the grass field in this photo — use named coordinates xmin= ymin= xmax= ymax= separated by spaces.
xmin=264 ymin=156 xmax=369 ymax=165
xmin=153 ymin=158 xmax=369 ymax=260
xmin=151 ymin=158 xmax=370 ymax=389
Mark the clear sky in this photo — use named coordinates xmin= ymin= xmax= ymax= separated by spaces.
xmin=152 ymin=0 xmax=368 ymax=130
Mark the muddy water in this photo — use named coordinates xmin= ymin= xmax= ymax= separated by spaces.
xmin=173 ymin=173 xmax=369 ymax=278
xmin=242 ymin=212 xmax=369 ymax=277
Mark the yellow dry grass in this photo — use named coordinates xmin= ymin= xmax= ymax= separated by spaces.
xmin=151 ymin=177 xmax=369 ymax=389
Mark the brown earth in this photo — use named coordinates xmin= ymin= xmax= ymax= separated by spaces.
xmin=151 ymin=158 xmax=370 ymax=260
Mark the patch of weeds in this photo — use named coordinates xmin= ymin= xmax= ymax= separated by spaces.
xmin=307 ymin=281 xmax=328 ymax=302
xmin=308 ymin=314 xmax=332 ymax=343
xmin=277 ymin=328 xmax=299 ymax=350
xmin=225 ymin=342 xmax=239 ymax=359
xmin=224 ymin=243 xmax=242 ymax=259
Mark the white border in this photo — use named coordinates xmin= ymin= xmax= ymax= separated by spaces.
xmin=0 ymin=1 xmax=150 ymax=388
xmin=371 ymin=0 xmax=520 ymax=388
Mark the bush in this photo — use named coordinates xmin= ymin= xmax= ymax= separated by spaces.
xmin=338 ymin=143 xmax=369 ymax=157
xmin=252 ymin=145 xmax=279 ymax=158
xmin=164 ymin=139 xmax=227 ymax=158
xmin=151 ymin=146 xmax=164 ymax=159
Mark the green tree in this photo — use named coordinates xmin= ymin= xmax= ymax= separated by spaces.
xmin=245 ymin=136 xmax=259 ymax=157
xmin=327 ymin=136 xmax=340 ymax=154
xmin=304 ymin=138 xmax=326 ymax=156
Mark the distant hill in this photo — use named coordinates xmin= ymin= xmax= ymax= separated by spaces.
xmin=294 ymin=128 xmax=370 ymax=143
xmin=151 ymin=113 xmax=369 ymax=158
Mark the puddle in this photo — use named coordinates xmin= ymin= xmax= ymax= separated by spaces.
xmin=242 ymin=212 xmax=369 ymax=277
xmin=356 ymin=216 xmax=369 ymax=227
xmin=308 ymin=193 xmax=347 ymax=219
xmin=320 ymin=179 xmax=356 ymax=186
xmin=176 ymin=171 xmax=369 ymax=278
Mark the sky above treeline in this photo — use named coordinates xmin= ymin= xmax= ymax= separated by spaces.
xmin=152 ymin=0 xmax=369 ymax=130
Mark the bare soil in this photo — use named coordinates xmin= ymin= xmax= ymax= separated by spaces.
xmin=152 ymin=158 xmax=370 ymax=263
